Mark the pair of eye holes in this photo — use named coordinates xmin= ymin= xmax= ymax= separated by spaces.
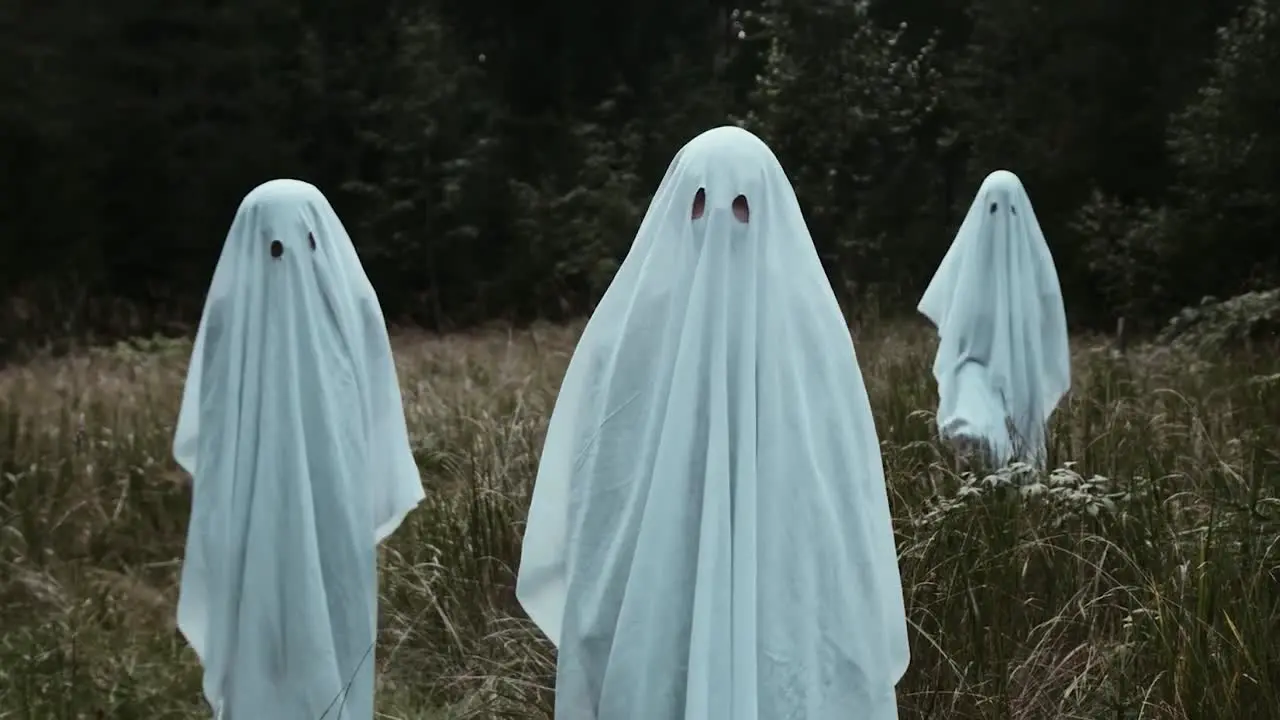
xmin=269 ymin=232 xmax=317 ymax=258
xmin=691 ymin=188 xmax=751 ymax=223
xmin=990 ymin=201 xmax=1017 ymax=216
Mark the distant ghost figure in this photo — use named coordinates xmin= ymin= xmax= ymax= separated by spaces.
xmin=918 ymin=170 xmax=1071 ymax=467
xmin=517 ymin=126 xmax=908 ymax=720
xmin=172 ymin=179 xmax=424 ymax=719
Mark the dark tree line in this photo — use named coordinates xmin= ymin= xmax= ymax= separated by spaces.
xmin=2 ymin=0 xmax=1277 ymax=356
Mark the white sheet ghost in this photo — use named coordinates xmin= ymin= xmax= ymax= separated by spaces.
xmin=517 ymin=127 xmax=909 ymax=720
xmin=918 ymin=170 xmax=1071 ymax=467
xmin=172 ymin=179 xmax=425 ymax=719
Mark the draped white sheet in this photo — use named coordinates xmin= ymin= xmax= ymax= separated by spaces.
xmin=918 ymin=170 xmax=1071 ymax=466
xmin=518 ymin=127 xmax=909 ymax=720
xmin=172 ymin=179 xmax=424 ymax=719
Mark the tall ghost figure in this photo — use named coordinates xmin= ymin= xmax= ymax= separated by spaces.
xmin=517 ymin=127 xmax=910 ymax=720
xmin=918 ymin=170 xmax=1071 ymax=467
xmin=172 ymin=179 xmax=425 ymax=719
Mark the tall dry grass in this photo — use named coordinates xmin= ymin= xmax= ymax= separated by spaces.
xmin=1 ymin=321 xmax=1278 ymax=719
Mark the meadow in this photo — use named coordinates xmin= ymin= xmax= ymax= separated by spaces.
xmin=1 ymin=320 xmax=1277 ymax=719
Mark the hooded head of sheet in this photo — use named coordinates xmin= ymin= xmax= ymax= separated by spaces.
xmin=175 ymin=179 xmax=371 ymax=469
xmin=518 ymin=127 xmax=908 ymax=718
xmin=917 ymin=170 xmax=1070 ymax=464
xmin=171 ymin=179 xmax=422 ymax=715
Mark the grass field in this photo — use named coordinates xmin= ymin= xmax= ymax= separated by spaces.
xmin=1 ymin=320 xmax=1278 ymax=719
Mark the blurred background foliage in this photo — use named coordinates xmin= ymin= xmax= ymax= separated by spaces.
xmin=2 ymin=0 xmax=1278 ymax=355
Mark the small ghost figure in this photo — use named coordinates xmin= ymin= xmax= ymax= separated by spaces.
xmin=918 ymin=170 xmax=1071 ymax=468
xmin=172 ymin=179 xmax=424 ymax=719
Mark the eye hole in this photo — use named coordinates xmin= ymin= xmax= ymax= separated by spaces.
xmin=989 ymin=202 xmax=998 ymax=214
xmin=270 ymin=240 xmax=284 ymax=258
xmin=691 ymin=188 xmax=706 ymax=219
xmin=732 ymin=194 xmax=750 ymax=223
xmin=1010 ymin=205 xmax=1018 ymax=216
xmin=308 ymin=232 xmax=316 ymax=250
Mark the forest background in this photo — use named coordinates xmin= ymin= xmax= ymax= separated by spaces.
xmin=3 ymin=0 xmax=1279 ymax=353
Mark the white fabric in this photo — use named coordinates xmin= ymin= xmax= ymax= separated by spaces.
xmin=172 ymin=179 xmax=424 ymax=719
xmin=517 ymin=126 xmax=909 ymax=720
xmin=918 ymin=169 xmax=1070 ymax=466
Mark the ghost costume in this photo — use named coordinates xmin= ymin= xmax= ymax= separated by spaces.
xmin=918 ymin=170 xmax=1070 ymax=467
xmin=517 ymin=127 xmax=909 ymax=720
xmin=172 ymin=179 xmax=424 ymax=719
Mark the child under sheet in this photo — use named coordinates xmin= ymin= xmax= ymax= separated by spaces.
xmin=918 ymin=170 xmax=1071 ymax=467
xmin=172 ymin=179 xmax=424 ymax=719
